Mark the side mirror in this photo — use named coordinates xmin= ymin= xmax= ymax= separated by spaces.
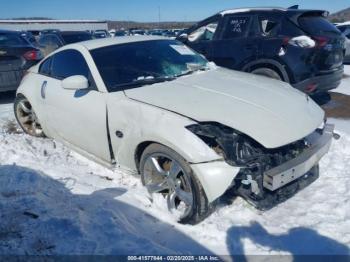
xmin=62 ymin=75 xmax=89 ymax=90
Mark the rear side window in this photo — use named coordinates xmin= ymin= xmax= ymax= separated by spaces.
xmin=0 ymin=33 xmax=28 ymax=46
xmin=298 ymin=15 xmax=340 ymax=35
xmin=259 ymin=17 xmax=279 ymax=36
xmin=222 ymin=16 xmax=251 ymax=39
xmin=51 ymin=49 xmax=90 ymax=80
xmin=39 ymin=58 xmax=52 ymax=76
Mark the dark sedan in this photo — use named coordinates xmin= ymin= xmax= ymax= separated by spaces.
xmin=0 ymin=30 xmax=43 ymax=92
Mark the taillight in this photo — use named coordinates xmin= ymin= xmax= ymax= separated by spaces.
xmin=23 ymin=50 xmax=43 ymax=61
xmin=312 ymin=36 xmax=330 ymax=48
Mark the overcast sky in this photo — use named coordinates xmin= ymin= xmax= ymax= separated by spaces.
xmin=2 ymin=0 xmax=349 ymax=22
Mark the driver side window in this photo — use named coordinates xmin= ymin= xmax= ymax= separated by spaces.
xmin=51 ymin=49 xmax=90 ymax=80
xmin=188 ymin=20 xmax=219 ymax=42
xmin=50 ymin=49 xmax=97 ymax=89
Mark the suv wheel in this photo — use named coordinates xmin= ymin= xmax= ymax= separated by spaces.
xmin=140 ymin=143 xmax=212 ymax=224
xmin=251 ymin=68 xmax=282 ymax=81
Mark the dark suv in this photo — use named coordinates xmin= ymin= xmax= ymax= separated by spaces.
xmin=38 ymin=30 xmax=92 ymax=56
xmin=177 ymin=7 xmax=346 ymax=94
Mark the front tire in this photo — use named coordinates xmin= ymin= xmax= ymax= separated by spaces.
xmin=14 ymin=96 xmax=45 ymax=137
xmin=140 ymin=143 xmax=212 ymax=224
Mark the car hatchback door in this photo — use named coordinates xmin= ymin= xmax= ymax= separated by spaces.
xmin=39 ymin=49 xmax=112 ymax=164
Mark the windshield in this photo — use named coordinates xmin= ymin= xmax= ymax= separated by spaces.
xmin=62 ymin=33 xmax=92 ymax=44
xmin=90 ymin=40 xmax=209 ymax=92
xmin=298 ymin=15 xmax=340 ymax=35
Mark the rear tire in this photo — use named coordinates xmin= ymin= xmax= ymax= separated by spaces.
xmin=140 ymin=143 xmax=212 ymax=224
xmin=251 ymin=68 xmax=282 ymax=81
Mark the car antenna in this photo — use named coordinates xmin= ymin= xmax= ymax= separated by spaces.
xmin=288 ymin=5 xmax=299 ymax=9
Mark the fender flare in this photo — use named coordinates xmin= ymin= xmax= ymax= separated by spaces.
xmin=242 ymin=59 xmax=290 ymax=83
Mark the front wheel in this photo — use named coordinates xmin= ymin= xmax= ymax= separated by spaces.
xmin=140 ymin=143 xmax=212 ymax=224
xmin=14 ymin=96 xmax=45 ymax=137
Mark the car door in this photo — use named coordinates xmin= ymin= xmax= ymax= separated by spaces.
xmin=209 ymin=14 xmax=258 ymax=70
xmin=185 ymin=15 xmax=222 ymax=57
xmin=38 ymin=48 xmax=112 ymax=164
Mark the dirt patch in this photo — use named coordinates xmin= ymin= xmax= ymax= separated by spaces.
xmin=322 ymin=92 xmax=350 ymax=119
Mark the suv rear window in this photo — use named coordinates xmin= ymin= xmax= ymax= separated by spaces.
xmin=298 ymin=15 xmax=340 ymax=35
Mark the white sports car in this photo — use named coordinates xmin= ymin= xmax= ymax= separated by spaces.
xmin=15 ymin=36 xmax=335 ymax=224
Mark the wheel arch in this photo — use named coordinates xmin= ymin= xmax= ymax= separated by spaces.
xmin=242 ymin=59 xmax=291 ymax=83
xmin=134 ymin=141 xmax=157 ymax=173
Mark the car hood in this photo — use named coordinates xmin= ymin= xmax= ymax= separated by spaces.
xmin=125 ymin=68 xmax=324 ymax=148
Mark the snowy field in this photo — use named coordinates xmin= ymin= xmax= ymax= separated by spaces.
xmin=0 ymin=67 xmax=350 ymax=257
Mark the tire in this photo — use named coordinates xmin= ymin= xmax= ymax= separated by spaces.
xmin=140 ymin=143 xmax=212 ymax=224
xmin=251 ymin=68 xmax=282 ymax=81
xmin=14 ymin=96 xmax=45 ymax=137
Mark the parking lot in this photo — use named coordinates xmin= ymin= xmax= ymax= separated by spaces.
xmin=0 ymin=66 xmax=349 ymax=256
xmin=1 ymin=3 xmax=350 ymax=257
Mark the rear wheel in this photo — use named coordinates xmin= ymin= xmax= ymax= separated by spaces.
xmin=140 ymin=143 xmax=211 ymax=224
xmin=251 ymin=68 xmax=282 ymax=81
xmin=14 ymin=96 xmax=45 ymax=137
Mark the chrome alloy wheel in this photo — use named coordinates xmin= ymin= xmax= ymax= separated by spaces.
xmin=143 ymin=153 xmax=194 ymax=219
xmin=15 ymin=98 xmax=43 ymax=136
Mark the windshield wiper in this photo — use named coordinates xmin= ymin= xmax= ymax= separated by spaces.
xmin=175 ymin=66 xmax=209 ymax=78
xmin=112 ymin=77 xmax=175 ymax=90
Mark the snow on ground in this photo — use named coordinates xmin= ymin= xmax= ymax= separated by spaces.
xmin=333 ymin=65 xmax=350 ymax=95
xmin=0 ymin=86 xmax=350 ymax=257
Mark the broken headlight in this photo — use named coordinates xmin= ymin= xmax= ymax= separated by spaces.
xmin=186 ymin=122 xmax=266 ymax=167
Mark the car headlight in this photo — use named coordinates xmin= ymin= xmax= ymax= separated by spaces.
xmin=186 ymin=122 xmax=265 ymax=167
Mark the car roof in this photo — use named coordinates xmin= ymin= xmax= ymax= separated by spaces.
xmin=219 ymin=7 xmax=326 ymax=16
xmin=79 ymin=35 xmax=167 ymax=50
xmin=0 ymin=29 xmax=22 ymax=35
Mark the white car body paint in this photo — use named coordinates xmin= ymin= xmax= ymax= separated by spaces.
xmin=125 ymin=68 xmax=324 ymax=148
xmin=16 ymin=37 xmax=324 ymax=203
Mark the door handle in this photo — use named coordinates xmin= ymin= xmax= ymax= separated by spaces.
xmin=41 ymin=81 xmax=47 ymax=99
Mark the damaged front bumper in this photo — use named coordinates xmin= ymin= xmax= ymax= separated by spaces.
xmin=263 ymin=124 xmax=334 ymax=191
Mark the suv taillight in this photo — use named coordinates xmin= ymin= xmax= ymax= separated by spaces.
xmin=312 ymin=36 xmax=330 ymax=48
xmin=23 ymin=50 xmax=43 ymax=61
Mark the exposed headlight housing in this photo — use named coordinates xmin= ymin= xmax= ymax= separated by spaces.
xmin=186 ymin=122 xmax=266 ymax=167
xmin=186 ymin=122 xmax=307 ymax=168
